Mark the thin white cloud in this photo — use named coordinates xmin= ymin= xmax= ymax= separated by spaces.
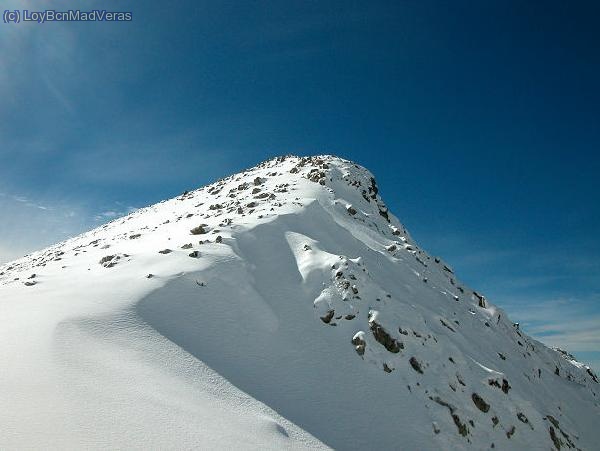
xmin=503 ymin=297 xmax=600 ymax=355
xmin=3 ymin=193 xmax=52 ymax=211
xmin=62 ymin=126 xmax=235 ymax=187
xmin=41 ymin=73 xmax=75 ymax=114
xmin=94 ymin=211 xmax=119 ymax=221
xmin=0 ymin=243 xmax=28 ymax=265
xmin=0 ymin=193 xmax=86 ymax=263
xmin=0 ymin=190 xmax=126 ymax=264
xmin=92 ymin=203 xmax=139 ymax=222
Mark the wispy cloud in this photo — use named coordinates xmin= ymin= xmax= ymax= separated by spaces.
xmin=3 ymin=193 xmax=52 ymax=211
xmin=94 ymin=211 xmax=119 ymax=221
xmin=0 ymin=189 xmax=138 ymax=264
xmin=500 ymin=296 xmax=600 ymax=371
xmin=0 ymin=190 xmax=85 ymax=263
xmin=427 ymin=230 xmax=600 ymax=371
xmin=93 ymin=204 xmax=138 ymax=222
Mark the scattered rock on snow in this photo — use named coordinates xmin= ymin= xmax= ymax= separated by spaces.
xmin=99 ymin=255 xmax=115 ymax=265
xmin=471 ymin=393 xmax=490 ymax=413
xmin=452 ymin=414 xmax=469 ymax=437
xmin=351 ymin=332 xmax=366 ymax=356
xmin=506 ymin=426 xmax=515 ymax=439
xmin=190 ymin=225 xmax=208 ymax=235
xmin=369 ymin=318 xmax=403 ymax=353
xmin=409 ymin=356 xmax=424 ymax=374
xmin=320 ymin=310 xmax=335 ymax=324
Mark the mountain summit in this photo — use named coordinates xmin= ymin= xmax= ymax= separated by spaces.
xmin=1 ymin=155 xmax=598 ymax=449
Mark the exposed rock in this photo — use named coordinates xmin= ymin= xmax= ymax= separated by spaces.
xmin=99 ymin=255 xmax=115 ymax=265
xmin=431 ymin=396 xmax=456 ymax=413
xmin=320 ymin=310 xmax=335 ymax=324
xmin=369 ymin=320 xmax=403 ymax=353
xmin=378 ymin=206 xmax=390 ymax=222
xmin=549 ymin=426 xmax=562 ymax=449
xmin=452 ymin=414 xmax=469 ymax=437
xmin=506 ymin=426 xmax=515 ymax=439
xmin=471 ymin=393 xmax=490 ymax=413
xmin=473 ymin=291 xmax=487 ymax=308
xmin=517 ymin=412 xmax=531 ymax=427
xmin=586 ymin=368 xmax=599 ymax=383
xmin=409 ymin=356 xmax=424 ymax=374
xmin=488 ymin=378 xmax=511 ymax=394
xmin=546 ymin=415 xmax=560 ymax=429
xmin=190 ymin=225 xmax=207 ymax=235
xmin=99 ymin=255 xmax=123 ymax=268
xmin=158 ymin=249 xmax=172 ymax=254
xmin=440 ymin=318 xmax=456 ymax=332
xmin=351 ymin=332 xmax=366 ymax=356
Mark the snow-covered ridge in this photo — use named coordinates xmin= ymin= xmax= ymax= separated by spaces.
xmin=0 ymin=155 xmax=598 ymax=450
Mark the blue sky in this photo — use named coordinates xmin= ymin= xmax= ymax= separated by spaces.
xmin=1 ymin=1 xmax=599 ymax=370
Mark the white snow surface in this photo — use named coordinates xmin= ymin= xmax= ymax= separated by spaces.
xmin=1 ymin=155 xmax=598 ymax=450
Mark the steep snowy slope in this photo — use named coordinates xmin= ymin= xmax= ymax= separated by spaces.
xmin=1 ymin=155 xmax=598 ymax=450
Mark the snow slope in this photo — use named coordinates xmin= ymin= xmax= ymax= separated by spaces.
xmin=1 ymin=155 xmax=598 ymax=450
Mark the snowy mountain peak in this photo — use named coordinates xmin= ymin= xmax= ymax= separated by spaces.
xmin=1 ymin=155 xmax=598 ymax=450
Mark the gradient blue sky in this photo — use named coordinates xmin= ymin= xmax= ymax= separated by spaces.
xmin=1 ymin=1 xmax=599 ymax=370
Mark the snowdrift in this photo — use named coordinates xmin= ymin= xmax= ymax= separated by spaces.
xmin=1 ymin=155 xmax=598 ymax=449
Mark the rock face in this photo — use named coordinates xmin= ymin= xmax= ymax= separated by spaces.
xmin=369 ymin=316 xmax=403 ymax=353
xmin=0 ymin=155 xmax=598 ymax=450
xmin=471 ymin=393 xmax=490 ymax=413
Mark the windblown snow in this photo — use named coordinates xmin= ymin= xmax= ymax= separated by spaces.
xmin=1 ymin=155 xmax=598 ymax=450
